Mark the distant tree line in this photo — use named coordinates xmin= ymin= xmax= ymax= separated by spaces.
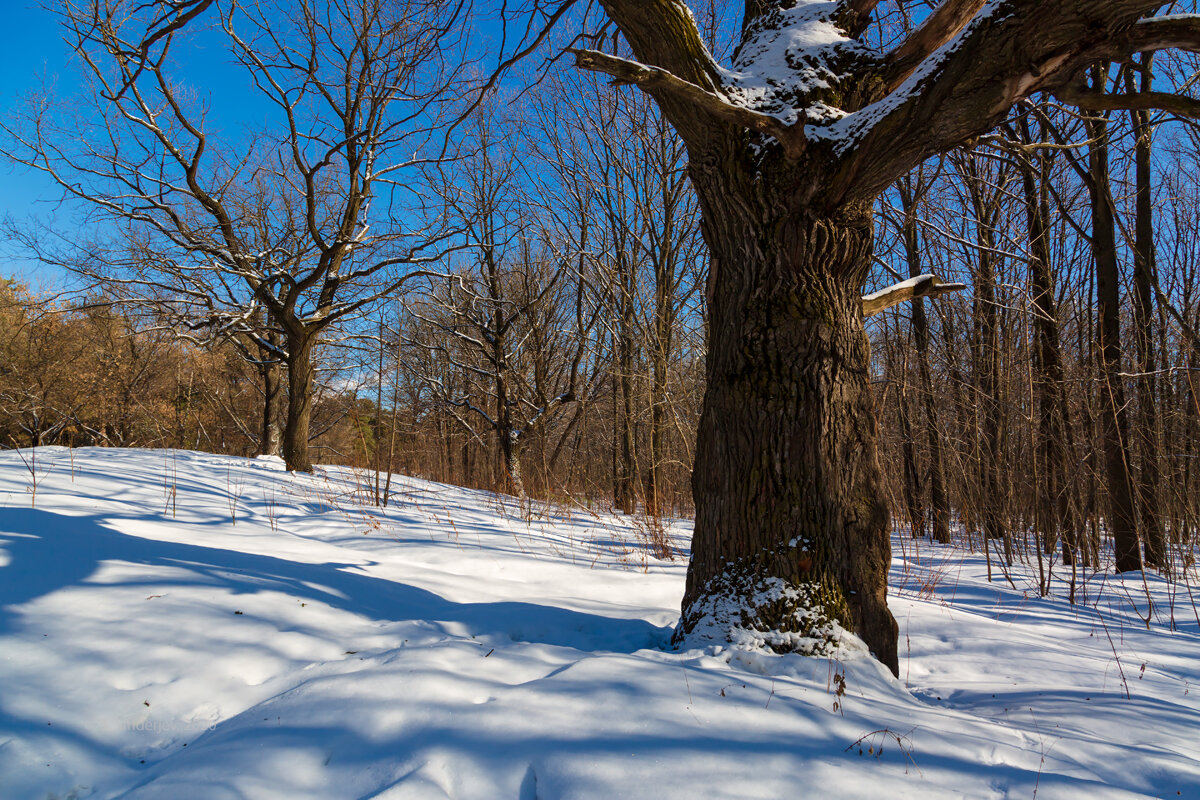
xmin=872 ymin=78 xmax=1200 ymax=586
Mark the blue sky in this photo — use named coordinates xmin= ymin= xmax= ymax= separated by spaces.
xmin=1 ymin=2 xmax=276 ymax=215
xmin=2 ymin=3 xmax=75 ymax=223
xmin=0 ymin=1 xmax=531 ymax=287
xmin=0 ymin=4 xmax=219 ymax=283
xmin=0 ymin=2 xmax=347 ymax=285
xmin=1 ymin=3 xmax=82 ymax=285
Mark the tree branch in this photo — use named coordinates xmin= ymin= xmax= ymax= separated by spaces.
xmin=1055 ymin=82 xmax=1200 ymax=119
xmin=1115 ymin=14 xmax=1200 ymax=56
xmin=862 ymin=274 xmax=966 ymax=317
xmin=839 ymin=0 xmax=883 ymax=37
xmin=570 ymin=49 xmax=805 ymax=158
xmin=595 ymin=0 xmax=721 ymax=89
xmin=882 ymin=0 xmax=989 ymax=93
xmin=835 ymin=0 xmax=1171 ymax=203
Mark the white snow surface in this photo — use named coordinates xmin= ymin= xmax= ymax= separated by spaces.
xmin=2 ymin=447 xmax=1199 ymax=798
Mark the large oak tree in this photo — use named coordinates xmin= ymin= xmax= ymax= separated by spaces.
xmin=571 ymin=0 xmax=1200 ymax=674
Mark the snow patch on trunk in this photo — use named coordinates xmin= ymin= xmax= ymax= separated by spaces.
xmin=717 ymin=1 xmax=861 ymax=126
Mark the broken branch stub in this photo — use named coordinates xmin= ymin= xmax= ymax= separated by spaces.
xmin=861 ymin=274 xmax=967 ymax=317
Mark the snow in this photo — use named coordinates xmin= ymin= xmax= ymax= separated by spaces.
xmin=862 ymin=273 xmax=940 ymax=303
xmin=2 ymin=447 xmax=1200 ymax=798
xmin=813 ymin=1 xmax=1003 ymax=152
xmin=718 ymin=1 xmax=860 ymax=127
xmin=713 ymin=1 xmax=1006 ymax=154
xmin=676 ymin=573 xmax=871 ymax=660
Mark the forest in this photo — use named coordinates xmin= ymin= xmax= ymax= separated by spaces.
xmin=6 ymin=2 xmax=1200 ymax=590
xmin=5 ymin=1 xmax=1200 ymax=796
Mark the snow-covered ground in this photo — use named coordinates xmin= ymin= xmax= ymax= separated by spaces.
xmin=1 ymin=447 xmax=1198 ymax=799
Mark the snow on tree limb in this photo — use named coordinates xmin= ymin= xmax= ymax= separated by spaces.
xmin=570 ymin=48 xmax=806 ymax=158
xmin=586 ymin=2 xmax=1198 ymax=208
xmin=1111 ymin=14 xmax=1200 ymax=57
xmin=834 ymin=1 xmax=1174 ymax=202
xmin=861 ymin=274 xmax=966 ymax=318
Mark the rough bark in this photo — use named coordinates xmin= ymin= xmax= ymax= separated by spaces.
xmin=282 ymin=332 xmax=316 ymax=473
xmin=678 ymin=170 xmax=897 ymax=672
xmin=580 ymin=0 xmax=1200 ymax=675
xmin=882 ymin=0 xmax=989 ymax=91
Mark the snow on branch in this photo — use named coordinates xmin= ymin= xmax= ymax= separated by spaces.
xmin=862 ymin=273 xmax=966 ymax=317
xmin=1117 ymin=14 xmax=1200 ymax=57
xmin=717 ymin=2 xmax=863 ymax=131
xmin=570 ymin=49 xmax=806 ymax=158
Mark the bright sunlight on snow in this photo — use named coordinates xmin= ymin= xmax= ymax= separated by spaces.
xmin=2 ymin=448 xmax=1199 ymax=798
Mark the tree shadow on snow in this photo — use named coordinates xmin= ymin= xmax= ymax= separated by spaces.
xmin=0 ymin=507 xmax=671 ymax=652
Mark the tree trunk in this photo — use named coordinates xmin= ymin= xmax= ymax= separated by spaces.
xmin=939 ymin=308 xmax=975 ymax=539
xmin=1086 ymin=79 xmax=1141 ymax=573
xmin=576 ymin=0 xmax=1188 ymax=678
xmin=677 ymin=187 xmax=898 ymax=675
xmin=260 ymin=359 xmax=284 ymax=457
xmin=966 ymin=162 xmax=1010 ymax=557
xmin=1018 ymin=119 xmax=1079 ymax=565
xmin=1128 ymin=57 xmax=1166 ymax=570
xmin=494 ymin=384 xmax=526 ymax=499
xmin=282 ymin=331 xmax=316 ymax=473
xmin=647 ymin=350 xmax=668 ymax=517
xmin=898 ymin=377 xmax=926 ymax=538
xmin=899 ymin=180 xmax=950 ymax=543
xmin=616 ymin=255 xmax=638 ymax=515
xmin=499 ymin=425 xmax=526 ymax=499
xmin=646 ymin=280 xmax=674 ymax=518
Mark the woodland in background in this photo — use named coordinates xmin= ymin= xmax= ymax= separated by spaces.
xmin=5 ymin=15 xmax=1200 ymax=600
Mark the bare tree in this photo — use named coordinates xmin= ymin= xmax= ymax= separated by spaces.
xmin=3 ymin=0 xmax=467 ymax=471
xmin=1081 ymin=66 xmax=1143 ymax=573
xmin=408 ymin=108 xmax=600 ymax=497
xmin=540 ymin=59 xmax=707 ymax=515
xmin=1125 ymin=55 xmax=1169 ymax=570
xmin=1014 ymin=112 xmax=1082 ymax=567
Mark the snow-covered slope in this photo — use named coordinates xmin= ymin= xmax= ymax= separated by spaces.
xmin=1 ymin=448 xmax=1198 ymax=799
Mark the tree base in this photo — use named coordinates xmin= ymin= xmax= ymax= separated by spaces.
xmin=673 ymin=569 xmax=871 ymax=662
